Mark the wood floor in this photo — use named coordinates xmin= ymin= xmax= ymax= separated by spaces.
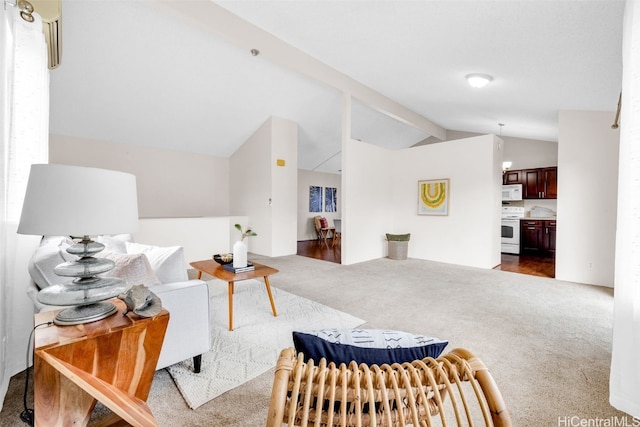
xmin=297 ymin=239 xmax=555 ymax=278
xmin=297 ymin=239 xmax=341 ymax=264
xmin=497 ymin=253 xmax=556 ymax=278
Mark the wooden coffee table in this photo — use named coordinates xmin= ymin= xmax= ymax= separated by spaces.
xmin=190 ymin=259 xmax=278 ymax=331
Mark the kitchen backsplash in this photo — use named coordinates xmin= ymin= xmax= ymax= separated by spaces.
xmin=502 ymin=199 xmax=557 ymax=218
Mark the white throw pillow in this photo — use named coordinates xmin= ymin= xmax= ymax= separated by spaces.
xmin=124 ymin=242 xmax=188 ymax=284
xmin=28 ymin=238 xmax=74 ymax=289
xmin=96 ymin=234 xmax=133 ymax=253
xmin=101 ymin=251 xmax=161 ymax=287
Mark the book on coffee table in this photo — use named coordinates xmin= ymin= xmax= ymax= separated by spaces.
xmin=223 ymin=262 xmax=255 ymax=273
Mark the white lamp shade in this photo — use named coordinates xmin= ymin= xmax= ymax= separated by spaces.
xmin=17 ymin=164 xmax=139 ymax=237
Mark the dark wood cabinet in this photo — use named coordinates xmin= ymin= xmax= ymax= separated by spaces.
xmin=522 ymin=170 xmax=542 ymax=198
xmin=542 ymin=167 xmax=557 ymax=199
xmin=503 ymin=170 xmax=523 ymax=185
xmin=503 ymin=166 xmax=557 ymax=199
xmin=521 ymin=220 xmax=544 ymax=253
xmin=543 ymin=220 xmax=556 ymax=253
xmin=521 ymin=219 xmax=556 ymax=256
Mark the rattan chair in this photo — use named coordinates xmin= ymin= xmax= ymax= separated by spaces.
xmin=266 ymin=347 xmax=511 ymax=427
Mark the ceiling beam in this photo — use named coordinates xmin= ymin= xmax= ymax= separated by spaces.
xmin=147 ymin=0 xmax=446 ymax=140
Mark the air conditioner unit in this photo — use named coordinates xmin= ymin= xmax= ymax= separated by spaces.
xmin=29 ymin=0 xmax=62 ymax=69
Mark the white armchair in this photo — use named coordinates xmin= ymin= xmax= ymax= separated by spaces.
xmin=26 ymin=235 xmax=211 ymax=372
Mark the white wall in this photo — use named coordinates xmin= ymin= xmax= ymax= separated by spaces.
xmin=297 ymin=170 xmax=341 ymax=240
xmin=230 ymin=116 xmax=298 ymax=257
xmin=501 ymin=136 xmax=558 ymax=170
xmin=420 ymin=130 xmax=559 ymax=170
xmin=392 ymin=135 xmax=502 ymax=268
xmin=134 ymin=216 xmax=247 ymax=263
xmin=230 ymin=119 xmax=271 ymax=255
xmin=270 ymin=117 xmax=299 ymax=256
xmin=342 ymin=134 xmax=502 ymax=268
xmin=556 ymin=110 xmax=619 ymax=287
xmin=50 ymin=134 xmax=230 ymax=218
xmin=50 ymin=124 xmax=299 ymax=258
xmin=342 ymin=139 xmax=395 ymax=265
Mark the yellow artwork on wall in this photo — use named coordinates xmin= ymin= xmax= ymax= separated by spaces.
xmin=418 ymin=179 xmax=449 ymax=216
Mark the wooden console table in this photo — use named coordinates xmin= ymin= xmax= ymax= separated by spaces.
xmin=34 ymin=299 xmax=169 ymax=427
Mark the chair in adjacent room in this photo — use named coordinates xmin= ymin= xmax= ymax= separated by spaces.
xmin=313 ymin=215 xmax=334 ymax=248
xmin=266 ymin=347 xmax=512 ymax=427
xmin=332 ymin=218 xmax=341 ymax=247
xmin=313 ymin=215 xmax=322 ymax=240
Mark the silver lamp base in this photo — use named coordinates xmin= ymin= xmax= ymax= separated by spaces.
xmin=37 ymin=237 xmax=130 ymax=326
xmin=52 ymin=301 xmax=119 ymax=326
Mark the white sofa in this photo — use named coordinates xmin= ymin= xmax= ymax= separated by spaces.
xmin=26 ymin=235 xmax=211 ymax=372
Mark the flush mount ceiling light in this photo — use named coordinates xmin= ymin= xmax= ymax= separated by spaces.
xmin=466 ymin=73 xmax=493 ymax=88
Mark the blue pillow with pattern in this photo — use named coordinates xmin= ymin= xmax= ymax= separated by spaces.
xmin=292 ymin=329 xmax=448 ymax=366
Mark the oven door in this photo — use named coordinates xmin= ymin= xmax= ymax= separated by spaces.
xmin=501 ymin=219 xmax=521 ymax=254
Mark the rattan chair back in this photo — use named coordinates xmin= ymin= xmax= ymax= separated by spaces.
xmin=266 ymin=347 xmax=511 ymax=427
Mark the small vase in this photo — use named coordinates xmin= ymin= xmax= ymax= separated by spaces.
xmin=233 ymin=240 xmax=248 ymax=268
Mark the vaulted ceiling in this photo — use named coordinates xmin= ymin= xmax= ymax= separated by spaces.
xmin=49 ymin=0 xmax=624 ymax=174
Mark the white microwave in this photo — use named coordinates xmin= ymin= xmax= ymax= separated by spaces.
xmin=502 ymin=184 xmax=523 ymax=201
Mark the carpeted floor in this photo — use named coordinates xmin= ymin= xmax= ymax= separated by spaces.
xmin=1 ymin=254 xmax=630 ymax=426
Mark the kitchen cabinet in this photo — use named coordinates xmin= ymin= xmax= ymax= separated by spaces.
xmin=503 ymin=166 xmax=557 ymax=199
xmin=520 ymin=219 xmax=556 ymax=256
xmin=503 ymin=170 xmax=522 ymax=185
xmin=542 ymin=168 xmax=557 ymax=198
xmin=544 ymin=220 xmax=556 ymax=253
xmin=521 ymin=220 xmax=544 ymax=253
xmin=523 ymin=167 xmax=557 ymax=199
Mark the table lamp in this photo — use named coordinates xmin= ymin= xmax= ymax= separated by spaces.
xmin=17 ymin=164 xmax=139 ymax=325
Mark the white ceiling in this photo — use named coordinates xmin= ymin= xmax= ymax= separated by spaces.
xmin=49 ymin=0 xmax=624 ymax=174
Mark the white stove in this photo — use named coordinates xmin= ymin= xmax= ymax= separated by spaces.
xmin=501 ymin=206 xmax=525 ymax=254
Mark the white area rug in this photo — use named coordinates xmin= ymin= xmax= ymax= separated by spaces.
xmin=166 ymin=279 xmax=366 ymax=409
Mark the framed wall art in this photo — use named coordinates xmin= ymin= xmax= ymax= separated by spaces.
xmin=324 ymin=187 xmax=337 ymax=212
xmin=309 ymin=186 xmax=323 ymax=212
xmin=418 ymin=179 xmax=449 ymax=216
